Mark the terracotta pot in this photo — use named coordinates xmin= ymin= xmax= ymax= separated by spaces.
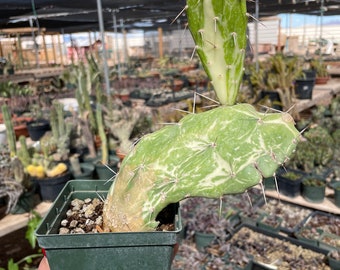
xmin=13 ymin=116 xmax=33 ymax=139
xmin=315 ymin=76 xmax=329 ymax=85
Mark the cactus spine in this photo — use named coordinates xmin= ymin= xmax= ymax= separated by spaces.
xmin=103 ymin=0 xmax=300 ymax=232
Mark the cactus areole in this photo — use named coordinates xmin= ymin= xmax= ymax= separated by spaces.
xmin=103 ymin=0 xmax=300 ymax=232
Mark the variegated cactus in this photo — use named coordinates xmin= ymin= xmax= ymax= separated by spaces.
xmin=103 ymin=0 xmax=300 ymax=232
xmin=185 ymin=0 xmax=247 ymax=105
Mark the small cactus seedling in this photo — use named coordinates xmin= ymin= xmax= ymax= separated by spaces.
xmin=103 ymin=0 xmax=300 ymax=232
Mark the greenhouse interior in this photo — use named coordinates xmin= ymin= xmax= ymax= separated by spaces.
xmin=0 ymin=0 xmax=340 ymax=269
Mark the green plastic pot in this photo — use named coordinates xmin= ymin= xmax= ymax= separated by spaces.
xmin=35 ymin=180 xmax=182 ymax=270
xmin=263 ymin=176 xmax=276 ymax=190
xmin=302 ymin=177 xmax=326 ymax=203
xmin=328 ymin=251 xmax=340 ymax=270
xmin=71 ymin=163 xmax=95 ymax=180
xmin=331 ymin=182 xmax=340 ymax=208
xmin=94 ymin=155 xmax=119 ymax=180
xmin=319 ymin=232 xmax=340 ymax=252
xmin=295 ymin=227 xmax=323 ymax=247
xmin=194 ymin=231 xmax=216 ymax=251
xmin=257 ymin=214 xmax=282 ymax=234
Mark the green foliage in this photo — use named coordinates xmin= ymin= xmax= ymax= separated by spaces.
xmin=290 ymin=126 xmax=334 ymax=173
xmin=26 ymin=211 xmax=42 ymax=249
xmin=0 ymin=82 xmax=32 ymax=98
xmin=303 ymin=177 xmax=325 ymax=187
xmin=0 ymin=212 xmax=42 ymax=270
xmin=282 ymin=171 xmax=303 ymax=181
xmin=310 ymin=57 xmax=328 ymax=77
xmin=250 ymin=54 xmax=304 ymax=117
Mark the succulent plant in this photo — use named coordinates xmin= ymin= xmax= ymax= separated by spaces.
xmin=102 ymin=0 xmax=300 ymax=232
xmin=290 ymin=125 xmax=334 ymax=173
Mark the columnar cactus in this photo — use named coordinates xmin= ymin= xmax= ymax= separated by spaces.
xmin=48 ymin=101 xmax=73 ymax=161
xmin=96 ymin=104 xmax=108 ymax=164
xmin=185 ymin=0 xmax=247 ymax=105
xmin=103 ymin=0 xmax=300 ymax=232
xmin=1 ymin=104 xmax=16 ymax=157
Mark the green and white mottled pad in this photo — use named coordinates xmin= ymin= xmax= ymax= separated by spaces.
xmin=103 ymin=104 xmax=300 ymax=232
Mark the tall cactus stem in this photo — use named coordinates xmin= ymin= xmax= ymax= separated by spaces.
xmin=96 ymin=104 xmax=108 ymax=164
xmin=1 ymin=104 xmax=16 ymax=157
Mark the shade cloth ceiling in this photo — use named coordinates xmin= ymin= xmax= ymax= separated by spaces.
xmin=0 ymin=0 xmax=339 ymax=34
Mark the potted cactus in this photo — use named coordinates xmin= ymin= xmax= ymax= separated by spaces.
xmin=1 ymin=105 xmax=36 ymax=214
xmin=17 ymin=101 xmax=73 ymax=201
xmin=301 ymin=176 xmax=326 ymax=203
xmin=26 ymin=104 xmax=50 ymax=142
xmin=310 ymin=57 xmax=329 ymax=85
xmin=36 ymin=1 xmax=300 ymax=269
xmin=276 ymin=169 xmax=306 ymax=198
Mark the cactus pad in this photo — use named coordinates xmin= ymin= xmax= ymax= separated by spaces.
xmin=103 ymin=104 xmax=300 ymax=232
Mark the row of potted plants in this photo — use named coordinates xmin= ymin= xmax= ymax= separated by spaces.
xmin=245 ymin=54 xmax=331 ymax=122
xmin=263 ymin=95 xmax=340 ymax=208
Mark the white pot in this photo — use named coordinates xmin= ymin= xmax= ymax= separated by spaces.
xmin=0 ymin=124 xmax=7 ymax=145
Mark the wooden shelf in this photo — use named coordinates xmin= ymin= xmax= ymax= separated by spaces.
xmin=0 ymin=201 xmax=52 ymax=238
xmin=265 ymin=188 xmax=340 ymax=215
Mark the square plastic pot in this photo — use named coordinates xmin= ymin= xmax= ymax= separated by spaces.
xmin=35 ymin=180 xmax=182 ymax=270
xmin=276 ymin=169 xmax=305 ymax=198
xmin=257 ymin=214 xmax=282 ymax=234
xmin=319 ymin=232 xmax=340 ymax=252
xmin=231 ymin=224 xmax=328 ymax=269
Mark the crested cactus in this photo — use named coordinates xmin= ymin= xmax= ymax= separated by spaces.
xmin=103 ymin=0 xmax=300 ymax=232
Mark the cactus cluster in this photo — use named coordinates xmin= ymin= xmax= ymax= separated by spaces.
xmin=17 ymin=134 xmax=68 ymax=179
xmin=102 ymin=0 xmax=301 ymax=232
xmin=0 ymin=144 xmax=23 ymax=213
xmin=73 ymin=55 xmax=102 ymax=159
xmin=290 ymin=126 xmax=334 ymax=173
xmin=46 ymin=101 xmax=73 ymax=161
xmin=16 ymin=102 xmax=71 ymax=179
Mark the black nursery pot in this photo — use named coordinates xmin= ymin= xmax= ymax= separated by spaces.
xmin=259 ymin=90 xmax=282 ymax=111
xmin=294 ymin=78 xmax=315 ymax=99
xmin=276 ymin=169 xmax=305 ymax=198
xmin=36 ymin=171 xmax=71 ymax=201
xmin=27 ymin=120 xmax=51 ymax=141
